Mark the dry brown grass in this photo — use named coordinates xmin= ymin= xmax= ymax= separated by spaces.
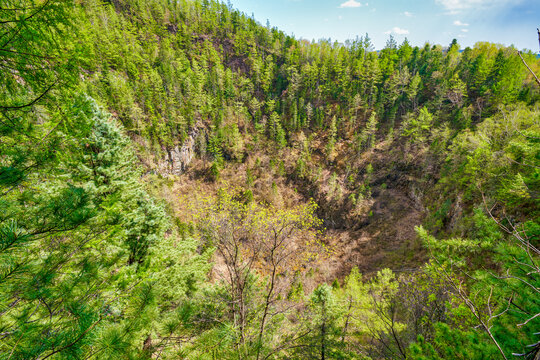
xmin=150 ymin=132 xmax=429 ymax=283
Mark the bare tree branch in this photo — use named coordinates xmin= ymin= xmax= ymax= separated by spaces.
xmin=0 ymin=80 xmax=56 ymax=110
xmin=517 ymin=51 xmax=540 ymax=87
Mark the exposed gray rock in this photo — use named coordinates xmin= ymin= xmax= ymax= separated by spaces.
xmin=163 ymin=122 xmax=203 ymax=175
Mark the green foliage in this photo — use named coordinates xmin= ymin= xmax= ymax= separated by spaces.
xmin=409 ymin=323 xmax=499 ymax=360
xmin=439 ymin=105 xmax=539 ymax=219
xmin=58 ymin=0 xmax=536 ymax=163
xmin=291 ymin=284 xmax=356 ymax=359
xmin=401 ymin=107 xmax=433 ymax=144
xmin=417 ymin=216 xmax=540 ymax=359
xmin=2 ymin=0 xmax=540 ymax=358
xmin=356 ymin=112 xmax=378 ymax=152
xmin=0 ymin=4 xmax=208 ymax=353
xmin=176 ymin=189 xmax=326 ymax=358
xmin=0 ymin=97 xmax=171 ymax=359
xmin=0 ymin=0 xmax=81 ymax=111
xmin=326 ymin=115 xmax=338 ymax=161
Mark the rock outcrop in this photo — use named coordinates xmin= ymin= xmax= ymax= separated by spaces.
xmin=163 ymin=123 xmax=203 ymax=175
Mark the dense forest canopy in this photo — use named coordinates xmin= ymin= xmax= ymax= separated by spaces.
xmin=0 ymin=0 xmax=539 ymax=359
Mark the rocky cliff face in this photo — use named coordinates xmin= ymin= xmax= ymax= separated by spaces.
xmin=163 ymin=123 xmax=203 ymax=175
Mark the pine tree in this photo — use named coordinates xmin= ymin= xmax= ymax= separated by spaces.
xmin=0 ymin=98 xmax=166 ymax=359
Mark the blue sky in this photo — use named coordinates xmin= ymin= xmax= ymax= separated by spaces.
xmin=227 ymin=0 xmax=540 ymax=51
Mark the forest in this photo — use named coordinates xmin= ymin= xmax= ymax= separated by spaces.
xmin=0 ymin=0 xmax=539 ymax=359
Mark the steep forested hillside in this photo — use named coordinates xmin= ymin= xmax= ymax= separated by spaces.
xmin=1 ymin=0 xmax=539 ymax=359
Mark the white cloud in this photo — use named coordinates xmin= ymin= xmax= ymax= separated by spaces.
xmin=453 ymin=20 xmax=469 ymax=26
xmin=436 ymin=0 xmax=518 ymax=12
xmin=461 ymin=28 xmax=469 ymax=32
xmin=384 ymin=27 xmax=409 ymax=35
xmin=403 ymin=11 xmax=413 ymax=17
xmin=437 ymin=0 xmax=479 ymax=10
xmin=340 ymin=0 xmax=362 ymax=8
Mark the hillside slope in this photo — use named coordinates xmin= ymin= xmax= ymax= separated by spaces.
xmin=81 ymin=0 xmax=539 ymax=275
